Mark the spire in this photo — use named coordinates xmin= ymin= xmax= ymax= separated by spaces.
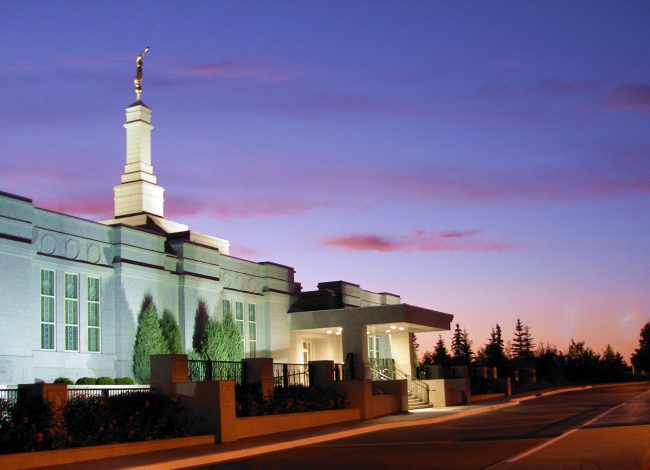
xmin=113 ymin=48 xmax=164 ymax=218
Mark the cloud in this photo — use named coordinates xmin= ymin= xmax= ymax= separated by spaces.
xmin=183 ymin=61 xmax=295 ymax=82
xmin=167 ymin=196 xmax=333 ymax=220
xmin=530 ymin=79 xmax=591 ymax=96
xmin=36 ymin=198 xmax=113 ymax=219
xmin=607 ymin=84 xmax=650 ymax=111
xmin=61 ymin=56 xmax=129 ymax=68
xmin=322 ymin=229 xmax=515 ymax=253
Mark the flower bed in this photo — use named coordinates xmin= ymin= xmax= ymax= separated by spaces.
xmin=236 ymin=384 xmax=347 ymax=417
xmin=0 ymin=392 xmax=196 ymax=454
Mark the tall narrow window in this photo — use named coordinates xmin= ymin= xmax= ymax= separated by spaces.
xmin=235 ymin=301 xmax=244 ymax=347
xmin=248 ymin=304 xmax=257 ymax=357
xmin=64 ymin=273 xmax=79 ymax=351
xmin=222 ymin=299 xmax=231 ymax=317
xmin=40 ymin=269 xmax=55 ymax=350
xmin=368 ymin=335 xmax=380 ymax=359
xmin=87 ymin=277 xmax=100 ymax=352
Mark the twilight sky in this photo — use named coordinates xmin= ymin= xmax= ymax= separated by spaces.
xmin=1 ymin=1 xmax=648 ymax=360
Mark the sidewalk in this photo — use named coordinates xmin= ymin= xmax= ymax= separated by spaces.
xmin=44 ymin=385 xmax=594 ymax=470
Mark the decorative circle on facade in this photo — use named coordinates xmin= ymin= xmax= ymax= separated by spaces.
xmin=87 ymin=244 xmax=101 ymax=263
xmin=65 ymin=239 xmax=79 ymax=259
xmin=235 ymin=276 xmax=244 ymax=290
xmin=247 ymin=278 xmax=257 ymax=293
xmin=40 ymin=234 xmax=56 ymax=254
xmin=222 ymin=273 xmax=232 ymax=288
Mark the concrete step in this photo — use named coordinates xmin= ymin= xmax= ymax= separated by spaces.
xmin=409 ymin=402 xmax=433 ymax=410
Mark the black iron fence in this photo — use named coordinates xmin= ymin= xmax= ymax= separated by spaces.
xmin=369 ymin=358 xmax=430 ymax=404
xmin=188 ymin=360 xmax=246 ymax=384
xmin=67 ymin=386 xmax=150 ymax=400
xmin=0 ymin=388 xmax=18 ymax=404
xmin=273 ymin=363 xmax=309 ymax=387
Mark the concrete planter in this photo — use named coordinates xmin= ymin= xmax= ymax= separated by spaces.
xmin=236 ymin=408 xmax=360 ymax=439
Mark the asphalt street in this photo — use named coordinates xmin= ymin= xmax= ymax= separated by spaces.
xmin=205 ymin=382 xmax=650 ymax=470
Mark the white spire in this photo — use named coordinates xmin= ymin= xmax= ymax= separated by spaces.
xmin=113 ymin=102 xmax=165 ymax=218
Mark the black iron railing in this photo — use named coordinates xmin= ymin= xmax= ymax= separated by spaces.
xmin=67 ymin=386 xmax=150 ymax=400
xmin=188 ymin=360 xmax=246 ymax=384
xmin=273 ymin=363 xmax=309 ymax=387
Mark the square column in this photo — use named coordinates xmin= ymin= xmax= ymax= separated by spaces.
xmin=341 ymin=324 xmax=369 ymax=380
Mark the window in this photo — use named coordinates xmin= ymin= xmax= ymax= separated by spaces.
xmin=248 ymin=304 xmax=257 ymax=357
xmin=303 ymin=341 xmax=313 ymax=364
xmin=64 ymin=273 xmax=79 ymax=351
xmin=87 ymin=277 xmax=100 ymax=352
xmin=368 ymin=335 xmax=380 ymax=359
xmin=222 ymin=299 xmax=231 ymax=317
xmin=40 ymin=269 xmax=55 ymax=350
xmin=235 ymin=301 xmax=244 ymax=344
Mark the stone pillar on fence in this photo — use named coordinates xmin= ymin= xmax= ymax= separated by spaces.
xmin=243 ymin=358 xmax=274 ymax=399
xmin=452 ymin=365 xmax=469 ymax=378
xmin=150 ymin=354 xmax=189 ymax=384
xmin=18 ymin=383 xmax=68 ymax=410
xmin=309 ymin=360 xmax=334 ymax=387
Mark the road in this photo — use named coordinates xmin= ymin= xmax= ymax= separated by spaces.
xmin=205 ymin=382 xmax=650 ymax=470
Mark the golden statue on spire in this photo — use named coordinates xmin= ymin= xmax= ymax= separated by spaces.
xmin=134 ymin=47 xmax=150 ymax=99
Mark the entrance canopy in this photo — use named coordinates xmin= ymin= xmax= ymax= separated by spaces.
xmin=289 ymin=303 xmax=453 ymax=334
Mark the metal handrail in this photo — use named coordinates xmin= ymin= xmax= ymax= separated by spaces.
xmin=370 ymin=364 xmax=430 ymax=404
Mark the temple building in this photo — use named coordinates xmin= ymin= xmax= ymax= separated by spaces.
xmin=0 ymin=76 xmax=452 ymax=385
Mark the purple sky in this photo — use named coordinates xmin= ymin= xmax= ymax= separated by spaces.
xmin=1 ymin=1 xmax=649 ymax=360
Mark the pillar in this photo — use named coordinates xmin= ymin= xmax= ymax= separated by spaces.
xmin=242 ymin=358 xmax=274 ymax=399
xmin=341 ymin=324 xmax=369 ymax=380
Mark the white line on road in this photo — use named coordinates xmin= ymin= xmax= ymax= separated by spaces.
xmin=503 ymin=388 xmax=650 ymax=464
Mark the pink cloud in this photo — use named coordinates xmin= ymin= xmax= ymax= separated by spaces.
xmin=229 ymin=245 xmax=261 ymax=259
xmin=184 ymin=61 xmax=294 ymax=82
xmin=37 ymin=198 xmax=113 ymax=218
xmin=322 ymin=229 xmax=515 ymax=253
xmin=167 ymin=196 xmax=332 ymax=220
xmin=607 ymin=84 xmax=650 ymax=111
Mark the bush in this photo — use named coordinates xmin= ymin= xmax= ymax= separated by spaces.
xmin=96 ymin=377 xmax=115 ymax=385
xmin=0 ymin=398 xmax=61 ymax=454
xmin=75 ymin=377 xmax=96 ymax=385
xmin=160 ymin=309 xmax=183 ymax=354
xmin=64 ymin=392 xmax=195 ymax=446
xmin=114 ymin=377 xmax=135 ymax=385
xmin=54 ymin=377 xmax=73 ymax=385
xmin=236 ymin=385 xmax=347 ymax=417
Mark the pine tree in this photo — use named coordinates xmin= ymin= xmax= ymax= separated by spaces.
xmin=631 ymin=322 xmax=650 ymax=375
xmin=132 ymin=294 xmax=169 ymax=384
xmin=192 ymin=299 xmax=210 ymax=354
xmin=433 ymin=335 xmax=452 ymax=367
xmin=451 ymin=323 xmax=463 ymax=359
xmin=484 ymin=324 xmax=508 ymax=373
xmin=160 ymin=309 xmax=183 ymax=354
xmin=512 ymin=318 xmax=534 ymax=366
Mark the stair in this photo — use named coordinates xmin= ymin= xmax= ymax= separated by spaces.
xmin=408 ymin=393 xmax=432 ymax=410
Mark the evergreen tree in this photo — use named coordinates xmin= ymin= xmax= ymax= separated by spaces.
xmin=631 ymin=322 xmax=650 ymax=375
xmin=451 ymin=324 xmax=473 ymax=366
xmin=201 ymin=312 xmax=243 ymax=362
xmin=160 ymin=309 xmax=183 ymax=354
xmin=512 ymin=318 xmax=534 ymax=366
xmin=484 ymin=324 xmax=509 ymax=374
xmin=534 ymin=342 xmax=563 ymax=383
xmin=132 ymin=294 xmax=169 ymax=384
xmin=192 ymin=299 xmax=209 ymax=354
xmin=433 ymin=335 xmax=452 ymax=367
xmin=221 ymin=311 xmax=244 ymax=361
xmin=599 ymin=344 xmax=628 ymax=382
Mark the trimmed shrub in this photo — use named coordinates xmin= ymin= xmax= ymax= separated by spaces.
xmin=132 ymin=294 xmax=169 ymax=384
xmin=114 ymin=377 xmax=135 ymax=385
xmin=64 ymin=392 xmax=195 ymax=446
xmin=96 ymin=377 xmax=115 ymax=385
xmin=160 ymin=309 xmax=183 ymax=354
xmin=235 ymin=385 xmax=347 ymax=417
xmin=75 ymin=377 xmax=96 ymax=385
xmin=53 ymin=377 xmax=73 ymax=385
